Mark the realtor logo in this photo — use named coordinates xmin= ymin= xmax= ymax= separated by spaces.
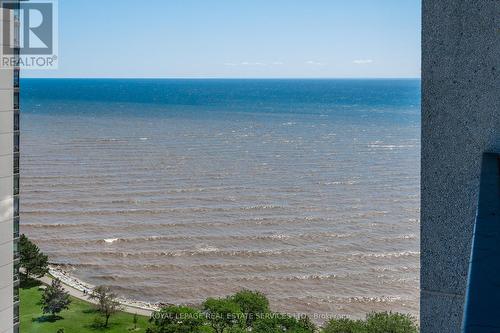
xmin=1 ymin=0 xmax=58 ymax=69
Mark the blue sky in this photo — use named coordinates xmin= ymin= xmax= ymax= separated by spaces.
xmin=24 ymin=0 xmax=421 ymax=78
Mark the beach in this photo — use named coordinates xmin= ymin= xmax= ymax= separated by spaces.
xmin=46 ymin=265 xmax=159 ymax=316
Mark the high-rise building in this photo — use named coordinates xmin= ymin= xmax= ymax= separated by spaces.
xmin=0 ymin=2 xmax=20 ymax=333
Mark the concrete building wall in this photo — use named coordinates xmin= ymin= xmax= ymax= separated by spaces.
xmin=421 ymin=0 xmax=500 ymax=332
xmin=0 ymin=65 xmax=15 ymax=333
xmin=0 ymin=5 xmax=18 ymax=332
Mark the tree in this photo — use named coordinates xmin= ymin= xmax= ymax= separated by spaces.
xmin=365 ymin=312 xmax=418 ymax=333
xmin=322 ymin=313 xmax=419 ymax=333
xmin=41 ymin=278 xmax=71 ymax=318
xmin=298 ymin=315 xmax=316 ymax=332
xmin=253 ymin=313 xmax=315 ymax=333
xmin=89 ymin=286 xmax=122 ymax=328
xmin=231 ymin=290 xmax=270 ymax=327
xmin=19 ymin=234 xmax=49 ymax=281
xmin=322 ymin=317 xmax=367 ymax=333
xmin=148 ymin=306 xmax=205 ymax=333
xmin=203 ymin=298 xmax=244 ymax=333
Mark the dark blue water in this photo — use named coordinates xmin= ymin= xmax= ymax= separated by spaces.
xmin=20 ymin=79 xmax=420 ymax=321
xmin=22 ymin=79 xmax=420 ymax=120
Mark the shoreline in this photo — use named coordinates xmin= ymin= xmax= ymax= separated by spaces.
xmin=46 ymin=264 xmax=166 ymax=316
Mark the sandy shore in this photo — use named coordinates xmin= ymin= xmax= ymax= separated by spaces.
xmin=43 ymin=264 xmax=166 ymax=316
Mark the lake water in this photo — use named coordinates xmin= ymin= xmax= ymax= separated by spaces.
xmin=20 ymin=79 xmax=420 ymax=321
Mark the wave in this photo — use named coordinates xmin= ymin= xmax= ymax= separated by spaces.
xmin=22 ymin=204 xmax=286 ymax=216
xmin=22 ymin=222 xmax=100 ymax=229
xmin=60 ymin=247 xmax=331 ymax=259
xmin=33 ymin=231 xmax=354 ymax=247
xmin=351 ymin=251 xmax=420 ymax=259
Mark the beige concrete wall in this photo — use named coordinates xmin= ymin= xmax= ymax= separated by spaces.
xmin=0 ymin=68 xmax=14 ymax=333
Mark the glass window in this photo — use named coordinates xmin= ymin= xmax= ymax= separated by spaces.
xmin=12 ymin=49 xmax=20 ymax=66
xmin=13 ymin=285 xmax=19 ymax=302
xmin=13 ymin=303 xmax=19 ymax=324
xmin=14 ymin=217 xmax=19 ymax=238
xmin=14 ymin=91 xmax=19 ymax=109
xmin=14 ymin=110 xmax=19 ymax=131
xmin=13 ymin=174 xmax=19 ymax=195
xmin=13 ymin=153 xmax=19 ymax=174
xmin=14 ymin=70 xmax=19 ymax=88
xmin=14 ymin=133 xmax=19 ymax=153
xmin=14 ymin=23 xmax=20 ymax=48
xmin=14 ymin=195 xmax=19 ymax=217
xmin=14 ymin=263 xmax=19 ymax=289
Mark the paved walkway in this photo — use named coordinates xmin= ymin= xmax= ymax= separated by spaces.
xmin=38 ymin=275 xmax=154 ymax=317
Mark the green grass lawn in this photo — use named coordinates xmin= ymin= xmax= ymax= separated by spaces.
xmin=20 ymin=281 xmax=150 ymax=333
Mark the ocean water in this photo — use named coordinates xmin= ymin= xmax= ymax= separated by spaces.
xmin=20 ymin=79 xmax=420 ymax=321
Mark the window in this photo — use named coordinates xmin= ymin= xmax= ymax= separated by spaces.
xmin=14 ymin=69 xmax=19 ymax=88
xmin=14 ymin=91 xmax=19 ymax=110
xmin=13 ymin=285 xmax=19 ymax=303
xmin=12 ymin=49 xmax=20 ymax=65
xmin=13 ymin=174 xmax=19 ymax=195
xmin=14 ymin=195 xmax=19 ymax=217
xmin=14 ymin=110 xmax=19 ymax=131
xmin=13 ymin=153 xmax=19 ymax=174
xmin=13 ymin=238 xmax=19 ymax=260
xmin=13 ymin=261 xmax=19 ymax=278
xmin=13 ymin=303 xmax=19 ymax=325
xmin=14 ymin=133 xmax=19 ymax=153
xmin=13 ymin=217 xmax=19 ymax=238
xmin=13 ymin=22 xmax=20 ymax=49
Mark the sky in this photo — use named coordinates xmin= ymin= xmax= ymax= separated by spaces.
xmin=23 ymin=0 xmax=421 ymax=79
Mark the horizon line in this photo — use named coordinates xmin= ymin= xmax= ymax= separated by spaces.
xmin=20 ymin=76 xmax=422 ymax=80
